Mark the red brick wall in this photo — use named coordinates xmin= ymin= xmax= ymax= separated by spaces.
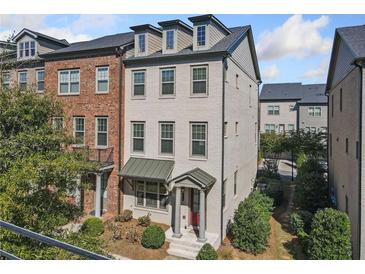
xmin=44 ymin=54 xmax=124 ymax=215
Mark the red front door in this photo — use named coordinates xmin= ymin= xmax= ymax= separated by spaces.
xmin=190 ymin=189 xmax=200 ymax=226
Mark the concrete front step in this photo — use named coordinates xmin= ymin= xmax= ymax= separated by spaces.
xmin=167 ymin=247 xmax=198 ymax=260
xmin=169 ymin=242 xmax=201 ymax=253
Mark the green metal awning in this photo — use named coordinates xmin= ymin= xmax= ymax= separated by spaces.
xmin=170 ymin=168 xmax=216 ymax=189
xmin=119 ymin=157 xmax=174 ymax=183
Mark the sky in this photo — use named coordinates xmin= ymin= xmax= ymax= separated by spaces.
xmin=1 ymin=14 xmax=365 ymax=85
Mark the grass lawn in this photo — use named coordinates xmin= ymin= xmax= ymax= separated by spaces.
xmin=102 ymin=218 xmax=170 ymax=260
xmin=217 ymin=181 xmax=305 ymax=260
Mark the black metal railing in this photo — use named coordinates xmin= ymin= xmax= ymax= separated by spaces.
xmin=0 ymin=220 xmax=109 ymax=260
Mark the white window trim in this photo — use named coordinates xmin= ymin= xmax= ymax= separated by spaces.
xmin=131 ymin=121 xmax=145 ymax=154
xmin=165 ymin=30 xmax=175 ymax=51
xmin=18 ymin=71 xmax=27 ymax=90
xmin=160 ymin=67 xmax=176 ymax=97
xmin=18 ymin=40 xmax=37 ymax=60
xmin=268 ymin=105 xmax=280 ymax=115
xmin=95 ymin=117 xmax=108 ymax=149
xmin=265 ymin=124 xmax=275 ymax=133
xmin=137 ymin=34 xmax=146 ymax=53
xmin=36 ymin=69 xmax=45 ymax=93
xmin=159 ymin=122 xmax=175 ymax=156
xmin=196 ymin=25 xmax=207 ymax=48
xmin=132 ymin=70 xmax=146 ymax=99
xmin=58 ymin=69 xmax=80 ymax=95
xmin=190 ymin=122 xmax=208 ymax=159
xmin=134 ymin=181 xmax=168 ymax=211
xmin=1 ymin=72 xmax=11 ymax=89
xmin=191 ymin=65 xmax=209 ymax=97
xmin=95 ymin=66 xmax=109 ymax=94
xmin=73 ymin=117 xmax=85 ymax=147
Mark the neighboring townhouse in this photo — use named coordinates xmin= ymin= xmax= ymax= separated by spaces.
xmin=120 ymin=14 xmax=261 ymax=258
xmin=41 ymin=32 xmax=134 ymax=217
xmin=0 ymin=29 xmax=69 ymax=92
xmin=259 ymin=83 xmax=327 ymax=134
xmin=327 ymin=24 xmax=365 ymax=259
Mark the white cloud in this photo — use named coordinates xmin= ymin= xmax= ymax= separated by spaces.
xmin=263 ymin=64 xmax=280 ymax=81
xmin=0 ymin=14 xmax=122 ymax=42
xmin=303 ymin=58 xmax=329 ymax=80
xmin=257 ymin=15 xmax=332 ymax=61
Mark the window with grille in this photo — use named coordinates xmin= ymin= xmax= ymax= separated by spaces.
xmin=192 ymin=66 xmax=208 ymax=95
xmin=133 ymin=71 xmax=145 ymax=96
xmin=96 ymin=67 xmax=109 ymax=93
xmin=59 ymin=69 xmax=80 ymax=94
xmin=191 ymin=122 xmax=207 ymax=157
xmin=132 ymin=122 xmax=145 ymax=153
xmin=96 ymin=117 xmax=108 ymax=147
xmin=160 ymin=122 xmax=174 ymax=155
xmin=73 ymin=117 xmax=85 ymax=145
xmin=161 ymin=68 xmax=175 ymax=95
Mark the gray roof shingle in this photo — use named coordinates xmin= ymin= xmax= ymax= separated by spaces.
xmin=337 ymin=25 xmax=365 ymax=59
xmin=260 ymin=83 xmax=327 ymax=104
xmin=42 ymin=32 xmax=134 ymax=56
xmin=170 ymin=168 xmax=216 ymax=189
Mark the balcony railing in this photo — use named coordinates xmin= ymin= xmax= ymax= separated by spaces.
xmin=73 ymin=146 xmax=114 ymax=164
xmin=0 ymin=220 xmax=109 ymax=260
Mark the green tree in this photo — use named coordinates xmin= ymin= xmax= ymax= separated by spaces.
xmin=307 ymin=208 xmax=352 ymax=260
xmin=0 ymin=89 xmax=100 ymax=259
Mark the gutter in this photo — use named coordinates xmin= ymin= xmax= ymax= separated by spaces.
xmin=354 ymin=60 xmax=363 ymax=259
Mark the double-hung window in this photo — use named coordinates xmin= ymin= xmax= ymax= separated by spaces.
xmin=191 ymin=122 xmax=207 ymax=158
xmin=132 ymin=122 xmax=145 ymax=153
xmin=36 ymin=70 xmax=45 ymax=92
xmin=192 ymin=66 xmax=208 ymax=95
xmin=309 ymin=106 xmax=322 ymax=117
xmin=166 ymin=30 xmax=174 ymax=50
xmin=265 ymin=124 xmax=275 ymax=133
xmin=59 ymin=69 xmax=80 ymax=95
xmin=132 ymin=71 xmax=145 ymax=97
xmin=52 ymin=117 xmax=64 ymax=131
xmin=268 ymin=105 xmax=279 ymax=115
xmin=160 ymin=122 xmax=174 ymax=155
xmin=18 ymin=71 xmax=27 ymax=91
xmin=96 ymin=117 xmax=108 ymax=148
xmin=288 ymin=124 xmax=295 ymax=132
xmin=197 ymin=25 xmax=206 ymax=46
xmin=135 ymin=181 xmax=168 ymax=210
xmin=161 ymin=68 xmax=175 ymax=96
xmin=19 ymin=41 xmax=35 ymax=58
xmin=138 ymin=34 xmax=146 ymax=53
xmin=73 ymin=117 xmax=85 ymax=145
xmin=96 ymin=66 xmax=109 ymax=93
xmin=1 ymin=72 xmax=10 ymax=89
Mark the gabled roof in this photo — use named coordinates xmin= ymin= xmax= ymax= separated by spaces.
xmin=188 ymin=14 xmax=231 ymax=35
xmin=326 ymin=25 xmax=365 ymax=91
xmin=130 ymin=24 xmax=162 ymax=35
xmin=170 ymin=168 xmax=216 ymax=189
xmin=260 ymin=83 xmax=326 ymax=104
xmin=158 ymin=19 xmax=193 ymax=34
xmin=13 ymin=28 xmax=69 ymax=46
xmin=41 ymin=32 xmax=134 ymax=57
xmin=124 ymin=25 xmax=261 ymax=81
xmin=119 ymin=157 xmax=174 ymax=183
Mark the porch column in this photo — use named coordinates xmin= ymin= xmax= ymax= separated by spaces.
xmin=173 ymin=187 xmax=182 ymax=238
xmin=198 ymin=189 xmax=207 ymax=242
xmin=95 ymin=173 xmax=102 ymax=217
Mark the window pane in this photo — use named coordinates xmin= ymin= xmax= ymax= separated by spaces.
xmin=70 ymin=70 xmax=79 ymax=82
xmin=133 ymin=124 xmax=144 ymax=137
xmin=161 ymin=124 xmax=173 ymax=138
xmin=161 ymin=139 xmax=173 ymax=154
xmin=134 ymin=72 xmax=145 ymax=84
xmin=133 ymin=85 xmax=145 ymax=96
xmin=97 ymin=67 xmax=109 ymax=80
xmin=192 ymin=140 xmax=206 ymax=156
xmin=60 ymin=83 xmax=68 ymax=93
xmin=98 ymin=81 xmax=108 ymax=92
xmin=137 ymin=181 xmax=144 ymax=191
xmin=193 ymin=81 xmax=206 ymax=94
xmin=97 ymin=132 xmax=107 ymax=146
xmin=193 ymin=67 xmax=206 ymax=81
xmin=138 ymin=34 xmax=145 ymax=52
xmin=166 ymin=31 xmax=174 ymax=49
xmin=146 ymin=182 xmax=158 ymax=193
xmin=197 ymin=26 xmax=206 ymax=46
xmin=160 ymin=195 xmax=168 ymax=209
xmin=60 ymin=71 xmax=69 ymax=82
xmin=70 ymin=82 xmax=79 ymax=93
xmin=133 ymin=139 xmax=144 ymax=152
xmin=192 ymin=124 xmax=206 ymax=139
xmin=146 ymin=193 xmax=158 ymax=208
xmin=137 ymin=191 xmax=144 ymax=206
xmin=162 ymin=83 xmax=174 ymax=95
xmin=162 ymin=70 xmax=174 ymax=82
xmin=75 ymin=132 xmax=84 ymax=144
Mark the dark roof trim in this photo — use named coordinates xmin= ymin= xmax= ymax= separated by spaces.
xmin=188 ymin=14 xmax=231 ymax=35
xmin=259 ymin=98 xmax=302 ymax=102
xmin=13 ymin=28 xmax=69 ymax=46
xmin=297 ymin=102 xmax=328 ymax=106
xmin=130 ymin=24 xmax=162 ymax=35
xmin=158 ymin=19 xmax=193 ymax=34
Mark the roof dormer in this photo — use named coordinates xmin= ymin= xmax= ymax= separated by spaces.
xmin=130 ymin=24 xmax=162 ymax=57
xmin=188 ymin=14 xmax=231 ymax=51
xmin=158 ymin=20 xmax=193 ymax=54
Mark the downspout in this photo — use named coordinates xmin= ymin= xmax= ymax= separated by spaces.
xmin=117 ymin=46 xmax=126 ymax=215
xmin=220 ymin=55 xmax=227 ymax=243
xmin=355 ymin=60 xmax=363 ymax=259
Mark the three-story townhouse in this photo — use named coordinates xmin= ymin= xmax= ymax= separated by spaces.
xmin=41 ymin=32 xmax=134 ymax=217
xmin=120 ymin=14 xmax=261 ymax=258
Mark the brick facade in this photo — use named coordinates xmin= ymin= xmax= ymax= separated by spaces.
xmin=44 ymin=53 xmax=124 ymax=216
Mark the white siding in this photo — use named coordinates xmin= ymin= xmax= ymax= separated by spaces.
xmin=260 ymin=101 xmax=298 ymax=133
xmin=231 ymin=37 xmax=256 ymax=81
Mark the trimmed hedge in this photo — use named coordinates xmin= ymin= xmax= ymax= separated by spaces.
xmin=259 ymin=178 xmax=283 ymax=207
xmin=141 ymin=225 xmax=165 ymax=249
xmin=196 ymin=243 xmax=218 ymax=260
xmin=81 ymin=217 xmax=104 ymax=236
xmin=306 ymin=208 xmax=352 ymax=260
xmin=231 ymin=191 xmax=273 ymax=254
xmin=290 ymin=210 xmax=313 ymax=235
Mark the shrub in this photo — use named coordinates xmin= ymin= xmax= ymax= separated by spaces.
xmin=295 ymin=151 xmax=307 ymax=169
xmin=81 ymin=217 xmax=104 ymax=236
xmin=262 ymin=159 xmax=280 ymax=179
xmin=141 ymin=225 xmax=165 ymax=249
xmin=196 ymin=243 xmax=218 ymax=260
xmin=138 ymin=213 xmax=151 ymax=227
xmin=290 ymin=210 xmax=313 ymax=235
xmin=295 ymin=171 xmax=330 ymax=213
xmin=115 ymin=209 xmax=133 ymax=222
xmin=126 ymin=226 xmax=140 ymax=244
xmin=306 ymin=208 xmax=352 ymax=260
xmin=231 ymin=191 xmax=273 ymax=254
xmin=261 ymin=179 xmax=283 ymax=207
